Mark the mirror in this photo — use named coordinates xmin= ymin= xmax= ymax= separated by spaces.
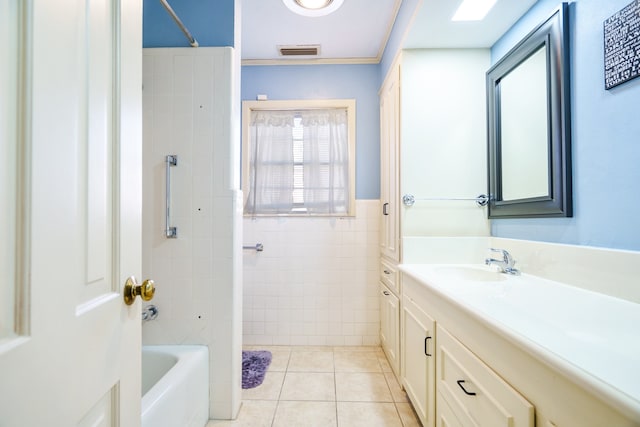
xmin=487 ymin=4 xmax=572 ymax=218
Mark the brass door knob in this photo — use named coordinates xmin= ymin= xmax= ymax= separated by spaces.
xmin=123 ymin=276 xmax=155 ymax=305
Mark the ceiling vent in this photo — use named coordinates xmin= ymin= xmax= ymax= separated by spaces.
xmin=278 ymin=45 xmax=321 ymax=56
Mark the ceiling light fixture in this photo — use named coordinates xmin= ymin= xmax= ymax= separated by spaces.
xmin=295 ymin=0 xmax=333 ymax=9
xmin=451 ymin=0 xmax=498 ymax=21
xmin=282 ymin=0 xmax=344 ymax=17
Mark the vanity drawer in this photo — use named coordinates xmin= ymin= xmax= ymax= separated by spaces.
xmin=380 ymin=258 xmax=399 ymax=294
xmin=436 ymin=325 xmax=534 ymax=427
xmin=437 ymin=391 xmax=465 ymax=427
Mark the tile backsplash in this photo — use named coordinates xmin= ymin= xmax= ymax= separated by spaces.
xmin=242 ymin=200 xmax=381 ymax=346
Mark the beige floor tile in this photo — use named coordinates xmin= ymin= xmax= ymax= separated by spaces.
xmin=291 ymin=345 xmax=332 ymax=352
xmin=334 ymin=351 xmax=382 ymax=372
xmin=206 ymin=400 xmax=277 ymax=427
xmin=337 ymin=402 xmax=402 ymax=427
xmin=335 ymin=372 xmax=393 ymax=402
xmin=280 ymin=372 xmax=336 ymax=401
xmin=395 ymin=402 xmax=422 ymax=427
xmin=377 ymin=353 xmax=393 ymax=373
xmin=287 ymin=350 xmax=334 ymax=372
xmin=333 ymin=346 xmax=380 ymax=352
xmin=384 ymin=371 xmax=408 ymax=403
xmin=234 ymin=346 xmax=408 ymax=426
xmin=268 ymin=349 xmax=292 ymax=372
xmin=242 ymin=371 xmax=285 ymax=401
xmin=273 ymin=401 xmax=338 ymax=427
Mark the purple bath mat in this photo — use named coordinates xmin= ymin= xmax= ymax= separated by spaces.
xmin=242 ymin=350 xmax=272 ymax=389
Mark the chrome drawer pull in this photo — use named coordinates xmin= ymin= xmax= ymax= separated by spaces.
xmin=456 ymin=380 xmax=476 ymax=396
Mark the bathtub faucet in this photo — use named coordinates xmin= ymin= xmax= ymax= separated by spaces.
xmin=142 ymin=304 xmax=159 ymax=321
xmin=485 ymin=248 xmax=519 ymax=275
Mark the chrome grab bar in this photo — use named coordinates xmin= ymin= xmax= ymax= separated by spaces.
xmin=159 ymin=0 xmax=199 ymax=47
xmin=243 ymin=243 xmax=264 ymax=252
xmin=165 ymin=155 xmax=178 ymax=238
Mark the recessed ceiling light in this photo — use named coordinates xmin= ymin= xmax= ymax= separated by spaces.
xmin=451 ymin=0 xmax=498 ymax=21
xmin=295 ymin=0 xmax=333 ymax=9
xmin=282 ymin=0 xmax=344 ymax=17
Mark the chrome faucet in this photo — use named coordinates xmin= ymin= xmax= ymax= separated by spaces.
xmin=485 ymin=248 xmax=519 ymax=275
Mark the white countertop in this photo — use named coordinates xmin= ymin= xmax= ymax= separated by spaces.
xmin=399 ymin=263 xmax=640 ymax=419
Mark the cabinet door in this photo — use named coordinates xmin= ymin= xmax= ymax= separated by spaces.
xmin=402 ymin=295 xmax=436 ymax=427
xmin=379 ymin=61 xmax=400 ymax=262
xmin=380 ymin=283 xmax=400 ymax=375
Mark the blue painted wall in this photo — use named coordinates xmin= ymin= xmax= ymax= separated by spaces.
xmin=143 ymin=0 xmax=640 ymax=250
xmin=241 ymin=64 xmax=381 ymax=199
xmin=143 ymin=0 xmax=235 ymax=47
xmin=491 ymin=0 xmax=640 ymax=251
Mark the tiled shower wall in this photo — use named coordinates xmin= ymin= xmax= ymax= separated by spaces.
xmin=142 ymin=47 xmax=242 ymax=419
xmin=242 ymin=200 xmax=381 ymax=346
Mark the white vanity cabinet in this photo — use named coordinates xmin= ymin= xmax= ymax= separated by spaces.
xmin=401 ymin=292 xmax=436 ymax=427
xmin=400 ymin=267 xmax=640 ymax=427
xmin=402 ymin=273 xmax=533 ymax=427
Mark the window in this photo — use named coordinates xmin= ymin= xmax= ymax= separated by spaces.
xmin=242 ymin=99 xmax=356 ymax=216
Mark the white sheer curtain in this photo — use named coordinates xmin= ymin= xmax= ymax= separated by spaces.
xmin=302 ymin=109 xmax=349 ymax=214
xmin=245 ymin=111 xmax=295 ymax=214
xmin=244 ymin=108 xmax=350 ymax=215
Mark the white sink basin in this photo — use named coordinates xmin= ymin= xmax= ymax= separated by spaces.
xmin=434 ymin=265 xmax=507 ymax=282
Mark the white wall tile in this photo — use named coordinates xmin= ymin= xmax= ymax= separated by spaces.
xmin=243 ymin=200 xmax=380 ymax=347
xmin=142 ymin=47 xmax=241 ymax=420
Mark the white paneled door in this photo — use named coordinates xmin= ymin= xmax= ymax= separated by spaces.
xmin=0 ymin=0 xmax=143 ymax=425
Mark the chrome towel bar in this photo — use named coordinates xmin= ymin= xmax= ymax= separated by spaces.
xmin=402 ymin=194 xmax=489 ymax=207
xmin=165 ymin=155 xmax=178 ymax=238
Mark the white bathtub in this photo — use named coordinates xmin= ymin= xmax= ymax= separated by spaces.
xmin=141 ymin=345 xmax=209 ymax=427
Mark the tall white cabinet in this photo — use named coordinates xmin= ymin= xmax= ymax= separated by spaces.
xmin=380 ymin=60 xmax=401 ymax=264
xmin=378 ymin=49 xmax=490 ymax=426
xmin=379 ymin=60 xmax=401 ymax=376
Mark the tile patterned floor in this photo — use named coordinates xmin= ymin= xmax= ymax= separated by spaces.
xmin=207 ymin=346 xmax=421 ymax=427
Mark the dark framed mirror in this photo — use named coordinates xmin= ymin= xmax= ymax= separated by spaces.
xmin=487 ymin=3 xmax=572 ymax=218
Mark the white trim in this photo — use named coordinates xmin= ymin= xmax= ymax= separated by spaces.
xmin=241 ymin=57 xmax=380 ymax=66
xmin=376 ymin=0 xmax=404 ymax=62
xmin=380 ymin=0 xmax=425 ymax=86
